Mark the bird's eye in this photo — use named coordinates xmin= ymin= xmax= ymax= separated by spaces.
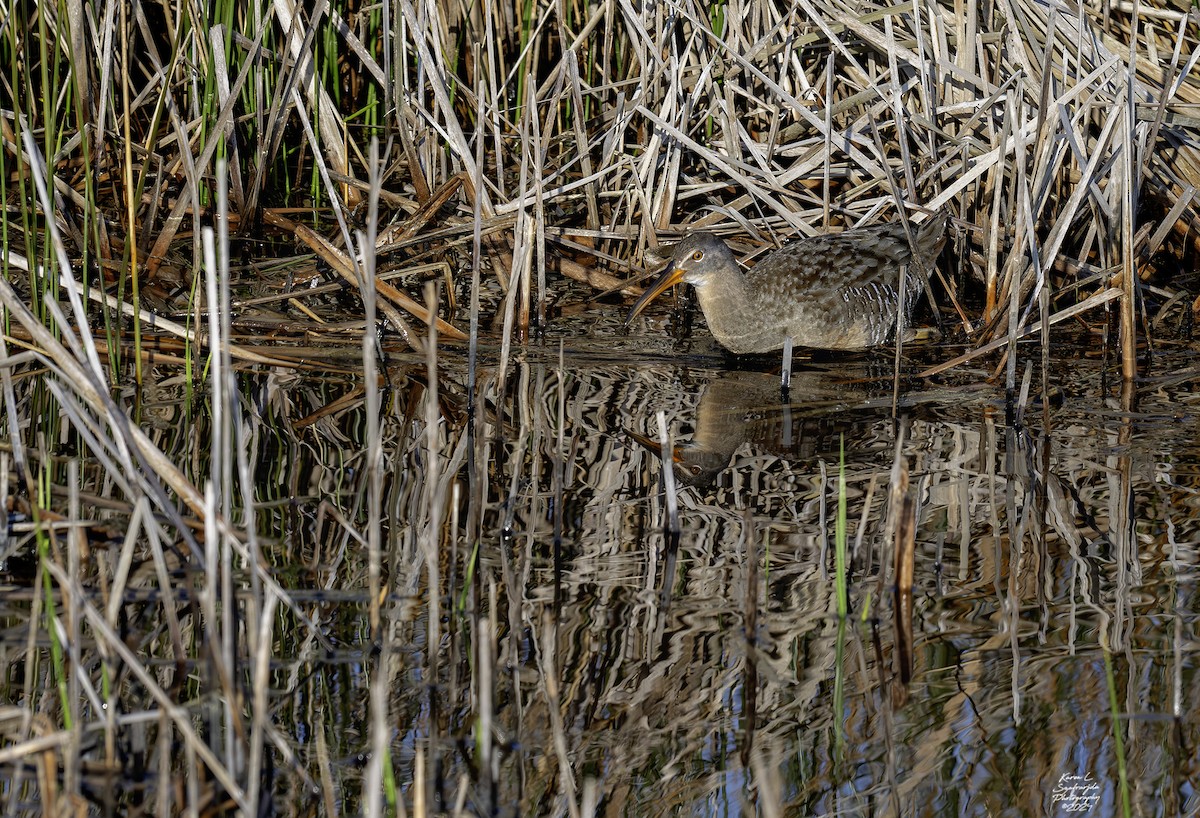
xmin=690 ymin=465 xmax=702 ymax=475
xmin=691 ymin=250 xmax=704 ymax=261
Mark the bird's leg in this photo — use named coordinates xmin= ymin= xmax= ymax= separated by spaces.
xmin=780 ymin=336 xmax=793 ymax=401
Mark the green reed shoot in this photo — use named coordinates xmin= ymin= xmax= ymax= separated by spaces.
xmin=835 ymin=435 xmax=848 ymax=619
xmin=515 ymin=0 xmax=537 ymax=115
xmin=34 ymin=492 xmax=71 ymax=727
xmin=832 ymin=617 xmax=847 ymax=752
xmin=457 ymin=538 xmax=481 ymax=614
xmin=1103 ymin=648 xmax=1132 ymax=817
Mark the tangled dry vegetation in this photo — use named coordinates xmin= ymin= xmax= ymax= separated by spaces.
xmin=2 ymin=0 xmax=1199 ymax=814
xmin=3 ymin=0 xmax=1199 ymax=367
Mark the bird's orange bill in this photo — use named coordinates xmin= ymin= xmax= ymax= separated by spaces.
xmin=625 ymin=429 xmax=682 ymax=463
xmin=626 ymin=261 xmax=684 ymax=324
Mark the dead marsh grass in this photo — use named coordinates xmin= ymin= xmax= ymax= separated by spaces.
xmin=1 ymin=0 xmax=1199 ymax=814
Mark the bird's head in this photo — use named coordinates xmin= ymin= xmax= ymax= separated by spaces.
xmin=626 ymin=233 xmax=737 ymax=323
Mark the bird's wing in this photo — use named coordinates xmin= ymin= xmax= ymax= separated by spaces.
xmin=746 ymin=223 xmax=914 ymax=294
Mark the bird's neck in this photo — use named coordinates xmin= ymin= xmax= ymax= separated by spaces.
xmin=695 ymin=269 xmax=751 ymax=331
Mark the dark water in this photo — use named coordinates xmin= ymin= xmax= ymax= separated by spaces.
xmin=1 ymin=298 xmax=1197 ymax=817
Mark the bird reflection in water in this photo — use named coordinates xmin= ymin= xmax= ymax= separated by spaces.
xmin=628 ymin=368 xmax=891 ymax=490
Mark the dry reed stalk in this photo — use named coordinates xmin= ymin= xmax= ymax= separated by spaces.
xmin=63 ymin=459 xmax=81 ymax=803
xmin=361 ymin=140 xmax=393 ymax=818
xmin=892 ymin=491 xmax=916 ymax=689
xmin=516 ymin=79 xmax=535 ymax=338
xmin=361 ymin=142 xmax=385 ymax=641
xmin=422 ymin=279 xmax=443 ymax=676
xmin=536 ymin=610 xmax=582 ymax=818
xmin=852 ymin=473 xmax=882 ymax=575
xmin=553 ymin=344 xmax=566 ymax=554
xmin=202 ymin=207 xmax=247 ymax=784
xmin=477 ymin=615 xmax=494 ymax=807
xmin=656 ymin=410 xmax=680 ymax=538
